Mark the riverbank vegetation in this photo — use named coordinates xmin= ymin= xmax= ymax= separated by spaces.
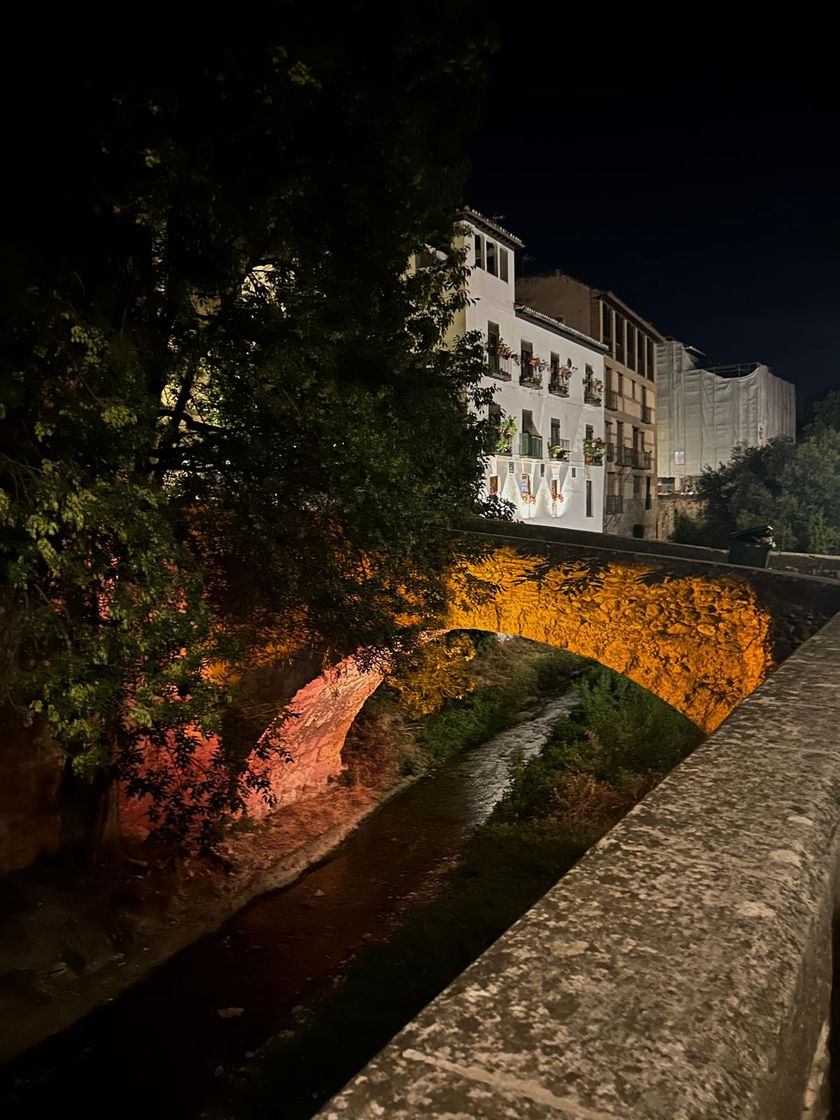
xmin=215 ymin=659 xmax=704 ymax=1118
xmin=341 ymin=632 xmax=584 ymax=788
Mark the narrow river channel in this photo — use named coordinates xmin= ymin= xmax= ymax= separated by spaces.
xmin=0 ymin=692 xmax=577 ymax=1120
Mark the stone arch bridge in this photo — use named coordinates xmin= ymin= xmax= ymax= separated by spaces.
xmin=122 ymin=521 xmax=840 ymax=831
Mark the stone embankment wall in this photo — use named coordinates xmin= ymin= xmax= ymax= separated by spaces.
xmin=317 ymin=610 xmax=840 ymax=1120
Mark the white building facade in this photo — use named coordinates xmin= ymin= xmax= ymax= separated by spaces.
xmin=656 ymin=338 xmax=796 ymax=491
xmin=458 ymin=211 xmax=607 ymax=532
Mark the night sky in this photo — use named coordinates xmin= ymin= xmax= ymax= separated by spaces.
xmin=466 ymin=31 xmax=839 ymax=401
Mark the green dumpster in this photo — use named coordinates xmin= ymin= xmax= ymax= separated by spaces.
xmin=728 ymin=525 xmax=774 ymax=569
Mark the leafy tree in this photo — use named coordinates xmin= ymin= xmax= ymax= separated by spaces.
xmin=671 ymin=439 xmax=791 ymax=549
xmin=384 ymin=633 xmax=477 ymax=720
xmin=776 ymin=429 xmax=840 ymax=553
xmin=0 ymin=19 xmax=496 ymax=852
xmin=805 ymin=390 xmax=840 ymax=436
xmin=671 ymin=429 xmax=840 ymax=554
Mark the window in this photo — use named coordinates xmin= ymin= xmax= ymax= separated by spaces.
xmin=489 ymin=401 xmax=502 ymax=425
xmin=550 ymin=351 xmax=560 ymax=374
xmin=645 ymin=476 xmax=652 ymax=510
xmin=638 ymin=332 xmax=647 ymax=377
xmin=633 ymin=474 xmax=641 ymax=497
xmin=615 ymin=315 xmax=625 ymax=364
xmin=571 ymin=468 xmax=577 ymax=478
xmin=474 ymin=233 xmax=484 ymax=269
xmin=586 ymin=480 xmax=593 ymax=518
xmin=602 ymin=303 xmax=612 ymax=348
xmin=618 ymin=371 xmax=624 ymax=398
xmin=489 ymin=475 xmax=499 ymax=495
xmin=626 ymin=326 xmax=636 ymax=371
xmin=630 ymin=380 xmax=637 ymax=400
xmin=520 ymin=340 xmax=534 ymax=384
xmin=499 ymin=247 xmax=509 ymax=282
xmin=540 ymin=464 xmax=545 ymax=477
xmin=486 ymin=239 xmax=497 ymax=276
xmin=522 ymin=408 xmax=536 ymax=433
xmin=487 ymin=321 xmax=499 ymax=371
xmin=550 ymin=418 xmax=561 ymax=445
xmin=520 ymin=474 xmax=531 ymax=496
xmin=585 ymin=424 xmax=594 ymax=442
xmin=647 ymin=338 xmax=655 ymax=381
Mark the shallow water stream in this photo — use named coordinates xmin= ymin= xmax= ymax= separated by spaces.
xmin=0 ymin=693 xmax=576 ymax=1119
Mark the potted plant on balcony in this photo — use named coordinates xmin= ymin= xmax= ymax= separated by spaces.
xmin=519 ymin=353 xmax=544 ymax=389
xmin=584 ymin=377 xmax=603 ymax=405
xmin=497 ymin=340 xmax=519 ymax=364
xmin=549 ymin=444 xmax=570 ymax=461
xmin=495 ymin=416 xmax=517 ymax=454
xmin=549 ymin=366 xmax=572 ymax=396
xmin=583 ymin=435 xmax=605 ymax=465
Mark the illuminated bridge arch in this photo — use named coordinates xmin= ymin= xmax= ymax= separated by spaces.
xmin=233 ymin=544 xmax=778 ymax=819
xmin=122 ymin=530 xmax=840 ymax=833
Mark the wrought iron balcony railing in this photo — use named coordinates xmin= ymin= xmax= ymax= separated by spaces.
xmin=519 ymin=433 xmax=543 ymax=458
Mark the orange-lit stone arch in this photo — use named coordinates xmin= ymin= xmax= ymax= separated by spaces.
xmin=445 ymin=547 xmax=774 ymax=734
xmin=120 ymin=546 xmax=775 ymax=835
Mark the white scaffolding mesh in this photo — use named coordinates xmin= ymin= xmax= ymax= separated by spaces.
xmin=656 ymin=340 xmax=796 ymax=485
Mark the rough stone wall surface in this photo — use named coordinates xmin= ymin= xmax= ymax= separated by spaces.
xmin=447 ymin=547 xmax=773 ymax=733
xmin=119 ymin=653 xmax=385 ymax=839
xmin=655 ymin=492 xmax=706 ymax=540
xmin=317 ymin=612 xmax=840 ymax=1120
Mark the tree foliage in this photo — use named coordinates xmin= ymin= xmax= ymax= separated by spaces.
xmin=672 ymin=425 xmax=840 ymax=554
xmin=0 ymin=18 xmax=496 ymax=849
xmin=493 ymin=666 xmax=703 ymax=830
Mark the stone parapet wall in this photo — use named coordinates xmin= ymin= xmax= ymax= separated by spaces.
xmin=318 ymin=612 xmax=840 ymax=1120
xmin=771 ymin=552 xmax=840 ymax=579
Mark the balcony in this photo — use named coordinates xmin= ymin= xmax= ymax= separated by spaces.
xmin=623 ymin=448 xmax=653 ymax=470
xmin=549 ymin=372 xmax=570 ymax=396
xmin=606 ymin=390 xmax=620 ymax=411
xmin=486 ymin=354 xmax=512 ymax=382
xmin=549 ymin=444 xmax=570 ymax=461
xmin=642 ymin=404 xmax=653 ymax=424
xmin=583 ymin=437 xmax=605 ymax=466
xmin=616 ymin=446 xmax=633 ymax=467
xmin=584 ymin=382 xmax=602 ymax=406
xmin=519 ymin=432 xmax=543 ymax=458
xmin=605 ymin=494 xmax=624 ymax=514
xmin=519 ymin=369 xmax=543 ymax=390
